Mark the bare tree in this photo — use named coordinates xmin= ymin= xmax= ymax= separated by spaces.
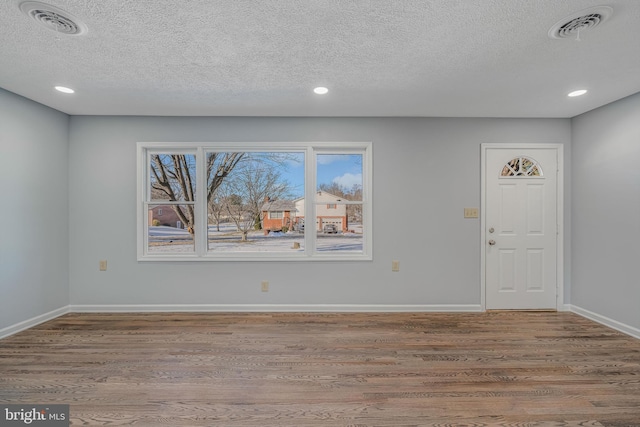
xmin=207 ymin=194 xmax=224 ymax=232
xmin=206 ymin=152 xmax=245 ymax=205
xmin=220 ymin=191 xmax=254 ymax=242
xmin=151 ymin=151 xmax=298 ymax=239
xmin=150 ymin=154 xmax=196 ymax=232
xmin=317 ymin=182 xmax=344 ymax=198
xmin=218 ymin=161 xmax=290 ymax=241
xmin=150 ymin=153 xmax=245 ymax=233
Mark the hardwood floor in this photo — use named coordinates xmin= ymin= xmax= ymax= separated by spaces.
xmin=1 ymin=312 xmax=639 ymax=426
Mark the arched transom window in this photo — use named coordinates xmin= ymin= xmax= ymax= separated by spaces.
xmin=501 ymin=157 xmax=543 ymax=177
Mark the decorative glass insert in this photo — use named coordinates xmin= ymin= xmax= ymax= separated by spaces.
xmin=501 ymin=157 xmax=543 ymax=177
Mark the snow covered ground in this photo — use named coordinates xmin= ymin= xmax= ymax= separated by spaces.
xmin=147 ymin=224 xmax=363 ymax=253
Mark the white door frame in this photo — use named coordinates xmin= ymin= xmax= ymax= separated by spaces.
xmin=480 ymin=143 xmax=564 ymax=311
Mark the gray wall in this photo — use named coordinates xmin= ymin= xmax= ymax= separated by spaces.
xmin=572 ymin=92 xmax=640 ymax=330
xmin=5 ymin=84 xmax=639 ymax=334
xmin=0 ymin=89 xmax=69 ymax=330
xmin=68 ymin=116 xmax=571 ymax=308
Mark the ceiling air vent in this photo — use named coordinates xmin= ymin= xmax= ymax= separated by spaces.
xmin=548 ymin=6 xmax=612 ymax=40
xmin=19 ymin=1 xmax=87 ymax=35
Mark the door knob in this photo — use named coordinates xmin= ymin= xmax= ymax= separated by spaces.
xmin=488 ymin=239 xmax=496 ymax=245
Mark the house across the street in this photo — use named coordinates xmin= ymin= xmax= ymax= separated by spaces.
xmin=148 ymin=205 xmax=183 ymax=228
xmin=261 ymin=191 xmax=349 ymax=233
xmin=296 ymin=191 xmax=348 ymax=233
xmin=260 ymin=198 xmax=297 ymax=233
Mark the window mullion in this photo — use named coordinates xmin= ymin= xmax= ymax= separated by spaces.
xmin=363 ymin=145 xmax=372 ymax=256
xmin=142 ymin=203 xmax=149 ymax=257
xmin=139 ymin=148 xmax=149 ymax=258
xmin=305 ymin=146 xmax=316 ymax=255
xmin=195 ymin=147 xmax=207 ymax=255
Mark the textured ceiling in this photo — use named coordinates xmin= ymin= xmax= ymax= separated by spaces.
xmin=0 ymin=0 xmax=639 ymax=117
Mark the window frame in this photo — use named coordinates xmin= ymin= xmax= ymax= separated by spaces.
xmin=137 ymin=141 xmax=372 ymax=261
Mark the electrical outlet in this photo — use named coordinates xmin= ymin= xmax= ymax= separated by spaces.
xmin=99 ymin=260 xmax=107 ymax=271
xmin=464 ymin=208 xmax=479 ymax=218
xmin=392 ymin=260 xmax=400 ymax=272
xmin=261 ymin=281 xmax=269 ymax=292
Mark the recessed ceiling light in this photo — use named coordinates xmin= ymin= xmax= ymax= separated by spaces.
xmin=55 ymin=86 xmax=75 ymax=94
xmin=313 ymin=87 xmax=329 ymax=95
xmin=568 ymin=89 xmax=587 ymax=97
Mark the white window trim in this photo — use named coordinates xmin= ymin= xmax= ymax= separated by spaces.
xmin=137 ymin=141 xmax=372 ymax=261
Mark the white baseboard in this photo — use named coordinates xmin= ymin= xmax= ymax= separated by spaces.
xmin=8 ymin=305 xmax=636 ymax=342
xmin=0 ymin=306 xmax=69 ymax=339
xmin=568 ymin=304 xmax=640 ymax=340
xmin=69 ymin=304 xmax=483 ymax=313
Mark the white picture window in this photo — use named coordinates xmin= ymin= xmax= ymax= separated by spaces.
xmin=137 ymin=142 xmax=372 ymax=261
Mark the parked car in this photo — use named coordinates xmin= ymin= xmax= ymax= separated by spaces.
xmin=323 ymin=224 xmax=338 ymax=234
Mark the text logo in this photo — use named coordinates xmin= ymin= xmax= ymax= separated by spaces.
xmin=1 ymin=405 xmax=69 ymax=427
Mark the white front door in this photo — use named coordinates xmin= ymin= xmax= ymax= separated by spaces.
xmin=483 ymin=146 xmax=559 ymax=310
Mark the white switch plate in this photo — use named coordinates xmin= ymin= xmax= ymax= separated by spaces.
xmin=392 ymin=260 xmax=400 ymax=272
xmin=261 ymin=281 xmax=269 ymax=292
xmin=99 ymin=260 xmax=107 ymax=271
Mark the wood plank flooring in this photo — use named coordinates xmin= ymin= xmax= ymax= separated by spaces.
xmin=1 ymin=312 xmax=639 ymax=426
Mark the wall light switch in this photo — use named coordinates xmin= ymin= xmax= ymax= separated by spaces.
xmin=99 ymin=260 xmax=107 ymax=271
xmin=464 ymin=208 xmax=479 ymax=218
xmin=261 ymin=281 xmax=269 ymax=292
xmin=392 ymin=260 xmax=400 ymax=272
